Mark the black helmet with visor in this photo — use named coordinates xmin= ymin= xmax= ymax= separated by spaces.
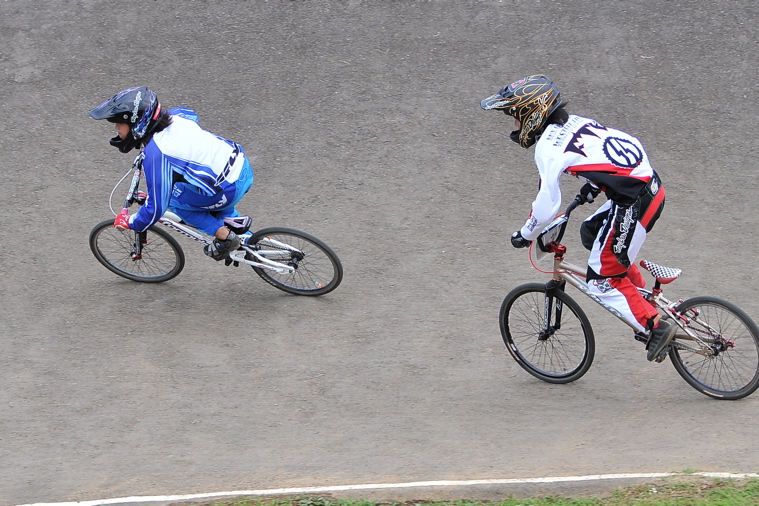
xmin=88 ymin=86 xmax=161 ymax=153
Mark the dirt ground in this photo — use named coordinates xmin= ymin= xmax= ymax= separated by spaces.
xmin=2 ymin=1 xmax=759 ymax=505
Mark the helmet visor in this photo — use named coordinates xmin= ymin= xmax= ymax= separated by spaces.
xmin=480 ymin=91 xmax=513 ymax=111
xmin=88 ymin=101 xmax=131 ymax=123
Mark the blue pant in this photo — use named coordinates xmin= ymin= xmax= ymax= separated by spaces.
xmin=169 ymin=158 xmax=254 ymax=235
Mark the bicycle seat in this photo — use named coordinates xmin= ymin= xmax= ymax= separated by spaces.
xmin=639 ymin=259 xmax=682 ymax=284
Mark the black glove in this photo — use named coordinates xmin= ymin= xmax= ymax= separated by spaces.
xmin=511 ymin=231 xmax=531 ymax=248
xmin=579 ymin=182 xmax=601 ymax=204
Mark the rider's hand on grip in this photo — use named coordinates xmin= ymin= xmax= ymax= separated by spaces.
xmin=114 ymin=212 xmax=131 ymax=231
xmin=579 ymin=182 xmax=601 ymax=204
xmin=511 ymin=231 xmax=531 ymax=249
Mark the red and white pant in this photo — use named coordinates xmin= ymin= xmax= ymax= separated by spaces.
xmin=585 ymin=200 xmax=660 ymax=332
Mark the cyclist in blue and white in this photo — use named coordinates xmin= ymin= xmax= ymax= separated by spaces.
xmin=88 ymin=86 xmax=254 ymax=261
xmin=481 ymin=75 xmax=676 ymax=362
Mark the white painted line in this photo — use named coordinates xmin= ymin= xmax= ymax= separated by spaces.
xmin=15 ymin=472 xmax=759 ymax=506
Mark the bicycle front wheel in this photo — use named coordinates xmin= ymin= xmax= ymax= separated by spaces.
xmin=669 ymin=296 xmax=759 ymax=400
xmin=500 ymin=283 xmax=595 ymax=384
xmin=248 ymin=227 xmax=342 ymax=296
xmin=89 ymin=219 xmax=185 ymax=283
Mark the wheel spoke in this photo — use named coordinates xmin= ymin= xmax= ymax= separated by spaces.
xmin=249 ymin=228 xmax=342 ymax=296
xmin=671 ymin=297 xmax=759 ymax=400
xmin=89 ymin=220 xmax=184 ymax=283
xmin=501 ymin=284 xmax=594 ymax=383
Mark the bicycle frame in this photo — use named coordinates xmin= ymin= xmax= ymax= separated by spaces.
xmin=156 ymin=214 xmax=297 ymax=274
xmin=543 ymin=251 xmax=630 ymax=324
xmin=534 ymin=197 xmax=724 ymax=356
xmin=118 ymin=154 xmax=298 ymax=276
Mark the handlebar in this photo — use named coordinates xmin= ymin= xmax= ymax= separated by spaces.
xmin=565 ymin=194 xmax=586 ymax=218
xmin=533 ymin=191 xmax=590 ymax=257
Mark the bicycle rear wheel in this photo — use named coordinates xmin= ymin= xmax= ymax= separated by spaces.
xmin=669 ymin=296 xmax=759 ymax=400
xmin=500 ymin=282 xmax=595 ymax=383
xmin=89 ymin=219 xmax=185 ymax=283
xmin=248 ymin=227 xmax=342 ymax=296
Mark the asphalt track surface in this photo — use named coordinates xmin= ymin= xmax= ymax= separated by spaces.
xmin=2 ymin=1 xmax=758 ymax=505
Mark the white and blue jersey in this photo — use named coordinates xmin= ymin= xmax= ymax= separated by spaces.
xmin=129 ymin=107 xmax=253 ymax=235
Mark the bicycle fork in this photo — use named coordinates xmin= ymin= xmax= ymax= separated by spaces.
xmin=540 ymin=279 xmax=567 ymax=340
xmin=130 ymin=231 xmax=149 ymax=260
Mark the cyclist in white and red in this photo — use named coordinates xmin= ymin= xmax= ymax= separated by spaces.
xmin=88 ymin=86 xmax=254 ymax=263
xmin=482 ymin=75 xmax=676 ymax=362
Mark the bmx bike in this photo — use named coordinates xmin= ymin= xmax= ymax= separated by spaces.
xmin=89 ymin=153 xmax=343 ymax=296
xmin=499 ymin=193 xmax=759 ymax=400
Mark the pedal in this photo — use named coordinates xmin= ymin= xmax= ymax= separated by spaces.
xmin=227 ymin=249 xmax=247 ymax=264
xmin=654 ymin=347 xmax=671 ymax=363
xmin=634 ymin=331 xmax=649 ymax=345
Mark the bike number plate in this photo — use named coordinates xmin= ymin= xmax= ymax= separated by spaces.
xmin=535 ymin=214 xmax=568 ymax=259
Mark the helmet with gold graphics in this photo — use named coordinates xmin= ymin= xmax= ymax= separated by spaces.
xmin=481 ymin=75 xmax=563 ymax=148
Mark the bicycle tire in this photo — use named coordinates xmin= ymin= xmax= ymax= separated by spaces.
xmin=500 ymin=283 xmax=595 ymax=384
xmin=248 ymin=227 xmax=342 ymax=296
xmin=669 ymin=296 xmax=759 ymax=400
xmin=89 ymin=219 xmax=185 ymax=283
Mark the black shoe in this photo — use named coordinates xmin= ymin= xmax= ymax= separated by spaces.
xmin=646 ymin=319 xmax=677 ymax=362
xmin=204 ymin=231 xmax=241 ymax=261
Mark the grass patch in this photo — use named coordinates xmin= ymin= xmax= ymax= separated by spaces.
xmin=169 ymin=477 xmax=759 ymax=506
